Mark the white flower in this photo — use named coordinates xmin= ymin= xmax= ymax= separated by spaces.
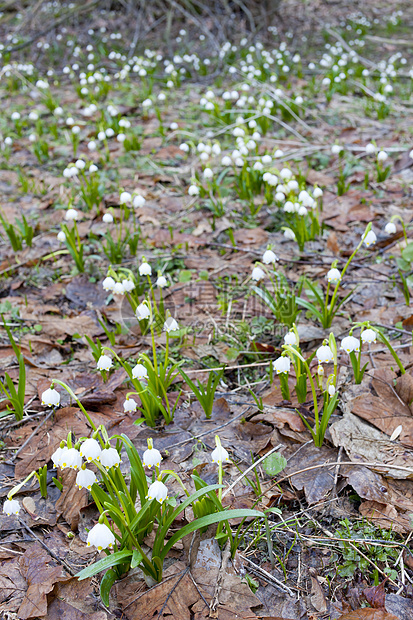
xmin=123 ymin=397 xmax=138 ymax=412
xmin=65 ymin=208 xmax=79 ymax=221
xmin=120 ymin=191 xmax=132 ymax=204
xmin=377 ymin=150 xmax=388 ymax=162
xmin=80 ymin=438 xmax=101 ymax=462
xmin=102 ymin=276 xmax=115 ymax=291
xmin=3 ymin=498 xmax=20 ymax=516
xmin=331 ymin=145 xmax=342 ymax=154
xmin=203 ymin=168 xmax=213 ymax=179
xmin=133 ymin=194 xmax=145 ymax=208
xmin=313 ymin=187 xmax=323 ymax=198
xmin=88 ymin=140 xmax=97 ymax=151
xmin=361 ymin=328 xmax=376 ymax=344
xmin=142 ymin=98 xmax=152 ymax=108
xmin=147 ymin=480 xmax=169 ymax=503
xmin=143 ymin=446 xmax=163 ymax=468
xmin=102 ymin=213 xmax=113 ymax=223
xmin=284 ymin=331 xmax=297 ymax=346
xmin=211 ymin=445 xmax=230 ymax=464
xmin=316 ymin=345 xmax=334 ymax=364
xmin=251 ymin=266 xmax=265 ymax=281
xmin=61 ymin=447 xmax=82 ymax=470
xmin=4 ymin=137 xmax=13 ymax=146
xmin=76 ymin=468 xmax=96 ymax=490
xmin=41 ymin=387 xmax=60 ymax=407
xmin=273 ymin=356 xmax=290 ymax=374
xmin=164 ymin=317 xmax=179 ymax=333
xmin=89 ymin=164 xmax=98 ymax=173
xmin=105 ymin=128 xmax=115 ymax=138
xmin=132 ymin=363 xmax=148 ymax=380
xmin=365 ymin=143 xmax=376 ymax=154
xmin=385 ymin=222 xmax=396 ymax=235
xmin=327 ymin=268 xmax=341 ymax=284
xmin=51 ymin=446 xmax=66 ymax=467
xmin=75 ymin=159 xmax=85 ymax=170
xmin=11 ymin=112 xmax=21 ymax=121
xmin=97 ymin=355 xmax=113 ymax=371
xmin=283 ymin=228 xmax=296 ymax=241
xmin=262 ymin=249 xmax=278 ymax=264
xmin=71 ymin=126 xmax=80 ymax=135
xmin=122 ymin=279 xmax=135 ymax=292
xmin=136 ymin=302 xmax=150 ymax=321
xmin=340 ymin=336 xmax=360 ymax=353
xmin=113 ymin=282 xmax=125 ymax=295
xmin=57 ymin=230 xmax=66 ymax=242
xmin=328 ymin=384 xmax=336 ymax=396
xmin=156 ymin=275 xmax=168 ymax=288
xmin=180 ymin=143 xmax=189 ymax=152
xmin=280 ymin=168 xmax=292 ymax=180
xmin=188 ymin=184 xmax=200 ymax=196
xmin=362 ymin=229 xmax=377 ymax=247
xmin=221 ymin=156 xmax=232 ymax=166
xmin=117 ymin=133 xmax=126 ymax=143
xmin=139 ymin=262 xmax=152 ymax=276
xmin=100 ymin=447 xmax=121 ymax=469
xmin=87 ymin=523 xmax=115 ymax=551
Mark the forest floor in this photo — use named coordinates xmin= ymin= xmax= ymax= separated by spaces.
xmin=1 ymin=2 xmax=413 ymax=619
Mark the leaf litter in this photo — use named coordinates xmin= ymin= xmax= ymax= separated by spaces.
xmin=1 ymin=1 xmax=413 ymax=619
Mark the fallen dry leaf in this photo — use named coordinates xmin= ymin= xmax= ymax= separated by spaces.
xmin=330 ymin=413 xmax=413 ymax=479
xmin=363 ymin=580 xmax=387 ymax=609
xmin=341 ymin=368 xmax=413 ymax=448
xmin=0 ymin=543 xmax=67 ymax=619
xmin=338 ymin=610 xmax=398 ymax=620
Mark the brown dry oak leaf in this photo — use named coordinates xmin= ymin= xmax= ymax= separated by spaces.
xmin=0 ymin=543 xmax=67 ymax=619
xmin=338 ymin=610 xmax=398 ymax=620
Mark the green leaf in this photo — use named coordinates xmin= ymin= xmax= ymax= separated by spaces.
xmin=100 ymin=568 xmax=118 ymax=607
xmin=76 ymin=549 xmax=132 ymax=580
xmin=160 ymin=509 xmax=263 ymax=560
xmin=262 ymin=452 xmax=287 ymax=477
xmin=131 ymin=549 xmax=143 ymax=569
xmin=178 ymin=270 xmax=192 ymax=283
xmin=402 ymin=242 xmax=413 ymax=263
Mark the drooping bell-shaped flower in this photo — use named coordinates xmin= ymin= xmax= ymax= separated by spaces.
xmin=340 ymin=336 xmax=360 ymax=353
xmin=97 ymin=355 xmax=112 ymax=371
xmin=211 ymin=444 xmax=230 ymax=465
xmin=86 ymin=523 xmax=115 ymax=551
xmin=80 ymin=438 xmax=101 ymax=462
xmin=147 ymin=480 xmax=169 ymax=503
xmin=76 ymin=468 xmax=96 ymax=490
xmin=284 ymin=331 xmax=297 ymax=346
xmin=316 ymin=345 xmax=334 ymax=364
xmin=3 ymin=498 xmax=20 ymax=516
xmin=361 ymin=328 xmax=377 ymax=344
xmin=100 ymin=447 xmax=121 ymax=470
xmin=41 ymin=387 xmax=61 ymax=407
xmin=132 ymin=363 xmax=148 ymax=380
xmin=136 ymin=302 xmax=150 ymax=321
xmin=273 ymin=356 xmax=290 ymax=374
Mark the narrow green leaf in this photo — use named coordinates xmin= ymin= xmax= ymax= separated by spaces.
xmin=100 ymin=568 xmax=118 ymax=607
xmin=76 ymin=549 xmax=132 ymax=580
xmin=131 ymin=549 xmax=143 ymax=569
xmin=160 ymin=509 xmax=263 ymax=559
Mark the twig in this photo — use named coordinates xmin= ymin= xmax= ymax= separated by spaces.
xmin=222 ymin=444 xmax=283 ymax=499
xmin=11 ymin=410 xmax=54 ymax=461
xmin=209 ymin=540 xmax=231 ymax=616
xmin=18 ymin=517 xmax=75 ymax=576
xmin=238 ymin=553 xmax=295 ymax=596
